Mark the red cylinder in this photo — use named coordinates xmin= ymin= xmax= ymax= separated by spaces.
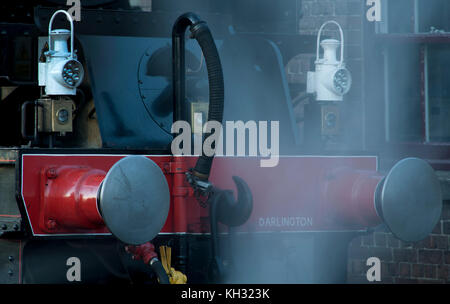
xmin=42 ymin=166 xmax=106 ymax=231
xmin=322 ymin=168 xmax=384 ymax=227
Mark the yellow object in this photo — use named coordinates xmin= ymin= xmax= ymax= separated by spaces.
xmin=159 ymin=246 xmax=187 ymax=284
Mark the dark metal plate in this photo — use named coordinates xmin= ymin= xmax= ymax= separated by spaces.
xmin=381 ymin=158 xmax=442 ymax=242
xmin=0 ymin=239 xmax=22 ymax=284
xmin=99 ymin=156 xmax=170 ymax=245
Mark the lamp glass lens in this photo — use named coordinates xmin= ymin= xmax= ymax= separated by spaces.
xmin=62 ymin=60 xmax=83 ymax=87
xmin=333 ymin=68 xmax=350 ymax=95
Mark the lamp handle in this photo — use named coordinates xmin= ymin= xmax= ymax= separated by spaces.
xmin=48 ymin=10 xmax=74 ymax=59
xmin=316 ymin=21 xmax=344 ymax=65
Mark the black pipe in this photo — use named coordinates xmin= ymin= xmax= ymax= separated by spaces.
xmin=209 ymin=193 xmax=220 ymax=258
xmin=215 ymin=176 xmax=253 ymax=227
xmin=172 ymin=12 xmax=224 ymax=180
xmin=208 ymin=192 xmax=224 ymax=282
xmin=149 ymin=259 xmax=170 ymax=284
xmin=207 ymin=177 xmax=253 ymax=282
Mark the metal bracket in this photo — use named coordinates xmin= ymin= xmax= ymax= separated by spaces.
xmin=185 ymin=170 xmax=214 ymax=208
xmin=0 ymin=218 xmax=22 ymax=236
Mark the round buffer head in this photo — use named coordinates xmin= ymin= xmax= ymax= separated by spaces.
xmin=380 ymin=158 xmax=442 ymax=242
xmin=98 ymin=156 xmax=170 ymax=245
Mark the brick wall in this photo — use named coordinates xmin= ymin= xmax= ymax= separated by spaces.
xmin=347 ymin=203 xmax=450 ymax=283
xmin=298 ymin=0 xmax=365 ymax=150
xmin=298 ymin=0 xmax=450 ymax=284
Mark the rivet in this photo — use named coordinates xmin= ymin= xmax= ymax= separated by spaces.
xmin=46 ymin=219 xmax=57 ymax=230
xmin=46 ymin=168 xmax=58 ymax=179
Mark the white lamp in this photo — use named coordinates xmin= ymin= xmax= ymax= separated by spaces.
xmin=307 ymin=21 xmax=352 ymax=102
xmin=38 ymin=10 xmax=84 ymax=96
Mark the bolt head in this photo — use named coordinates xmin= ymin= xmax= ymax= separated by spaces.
xmin=46 ymin=219 xmax=57 ymax=230
xmin=46 ymin=168 xmax=58 ymax=179
xmin=57 ymin=109 xmax=69 ymax=124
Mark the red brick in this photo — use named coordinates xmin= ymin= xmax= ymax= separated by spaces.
xmin=430 ymin=236 xmax=448 ymax=250
xmin=393 ymin=248 xmax=418 ymax=263
xmin=443 ymin=221 xmax=450 ymax=235
xmin=413 ymin=236 xmax=431 ymax=249
xmin=424 ymin=265 xmax=437 ymax=279
xmin=418 ymin=250 xmax=443 ymax=264
xmin=374 ymin=233 xmax=386 ymax=247
xmin=412 ymin=264 xmax=424 ymax=278
xmin=381 ymin=262 xmax=398 ymax=277
xmin=437 ymin=265 xmax=450 ymax=281
xmin=442 ymin=205 xmax=450 ymax=220
xmin=398 ymin=263 xmax=411 ymax=278
xmin=444 ymin=251 xmax=450 ymax=265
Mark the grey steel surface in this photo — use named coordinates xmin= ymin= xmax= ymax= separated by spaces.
xmin=381 ymin=158 xmax=442 ymax=242
xmin=99 ymin=156 xmax=170 ymax=245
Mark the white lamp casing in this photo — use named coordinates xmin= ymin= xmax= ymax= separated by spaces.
xmin=38 ymin=10 xmax=84 ymax=96
xmin=307 ymin=21 xmax=352 ymax=102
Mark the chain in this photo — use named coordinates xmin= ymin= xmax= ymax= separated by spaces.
xmin=186 ymin=169 xmax=214 ymax=208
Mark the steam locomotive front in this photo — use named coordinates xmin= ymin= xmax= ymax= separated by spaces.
xmin=0 ymin=1 xmax=444 ymax=284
